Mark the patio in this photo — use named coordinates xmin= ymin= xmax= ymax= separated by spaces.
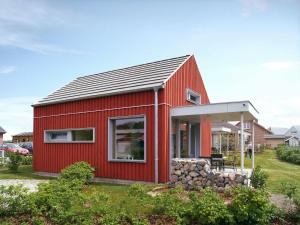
xmin=170 ymin=100 xmax=259 ymax=175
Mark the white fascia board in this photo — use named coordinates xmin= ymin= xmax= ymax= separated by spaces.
xmin=171 ymin=101 xmax=258 ymax=121
xmin=212 ymin=127 xmax=232 ymax=133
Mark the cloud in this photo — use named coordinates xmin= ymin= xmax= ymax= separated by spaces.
xmin=0 ymin=0 xmax=87 ymax=54
xmin=0 ymin=96 xmax=38 ymax=141
xmin=240 ymin=0 xmax=268 ymax=16
xmin=0 ymin=0 xmax=68 ymax=28
xmin=0 ymin=66 xmax=15 ymax=74
xmin=261 ymin=60 xmax=300 ymax=70
xmin=0 ymin=30 xmax=88 ymax=55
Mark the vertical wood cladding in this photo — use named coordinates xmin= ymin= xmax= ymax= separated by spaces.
xmin=33 ymin=56 xmax=211 ymax=183
xmin=34 ymin=91 xmax=155 ymax=182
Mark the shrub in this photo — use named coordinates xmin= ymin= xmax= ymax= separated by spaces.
xmin=0 ymin=185 xmax=34 ymax=217
xmin=6 ymin=152 xmax=22 ymax=171
xmin=128 ymin=183 xmax=149 ymax=199
xmin=189 ymin=189 xmax=233 ymax=225
xmin=151 ymin=186 xmax=190 ymax=225
xmin=33 ymin=179 xmax=92 ymax=225
xmin=59 ymin=161 xmax=95 ymax=184
xmin=21 ymin=155 xmax=32 ymax=165
xmin=229 ymin=187 xmax=273 ymax=225
xmin=250 ymin=165 xmax=268 ymax=189
xmin=276 ymin=145 xmax=300 ymax=165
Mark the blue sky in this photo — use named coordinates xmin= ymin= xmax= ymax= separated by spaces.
xmin=0 ymin=0 xmax=299 ymax=140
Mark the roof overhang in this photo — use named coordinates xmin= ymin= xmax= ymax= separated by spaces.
xmin=171 ymin=101 xmax=258 ymax=122
xmin=212 ymin=127 xmax=231 ymax=133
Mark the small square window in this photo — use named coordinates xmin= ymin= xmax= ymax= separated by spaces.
xmin=186 ymin=89 xmax=201 ymax=104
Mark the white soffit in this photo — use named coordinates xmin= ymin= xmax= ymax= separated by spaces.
xmin=171 ymin=101 xmax=259 ymax=122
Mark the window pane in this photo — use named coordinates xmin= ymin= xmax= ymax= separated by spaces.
xmin=112 ymin=117 xmax=145 ymax=160
xmin=72 ymin=129 xmax=93 ymax=141
xmin=50 ymin=132 xmax=68 ymax=140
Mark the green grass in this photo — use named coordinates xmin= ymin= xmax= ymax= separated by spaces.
xmin=1 ymin=150 xmax=299 ymax=199
xmin=0 ymin=165 xmax=50 ymax=180
xmin=244 ymin=149 xmax=300 ymax=197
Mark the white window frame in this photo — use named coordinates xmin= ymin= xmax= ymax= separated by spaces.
xmin=243 ymin=122 xmax=250 ymax=129
xmin=186 ymin=89 xmax=201 ymax=105
xmin=108 ymin=115 xmax=146 ymax=163
xmin=44 ymin=128 xmax=95 ymax=143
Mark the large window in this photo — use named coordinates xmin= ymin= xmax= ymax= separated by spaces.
xmin=44 ymin=128 xmax=94 ymax=143
xmin=108 ymin=116 xmax=145 ymax=162
xmin=186 ymin=89 xmax=201 ymax=104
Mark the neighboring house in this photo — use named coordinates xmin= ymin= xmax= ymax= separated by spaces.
xmin=211 ymin=122 xmax=251 ymax=153
xmin=264 ymin=135 xmax=286 ymax=149
xmin=236 ymin=121 xmax=272 ymax=148
xmin=32 ymin=55 xmax=258 ymax=183
xmin=265 ymin=126 xmax=299 ymax=148
xmin=285 ymin=125 xmax=300 ymax=140
xmin=12 ymin=132 xmax=33 ymax=143
xmin=0 ymin=126 xmax=6 ymax=144
xmin=284 ymin=136 xmax=299 ymax=147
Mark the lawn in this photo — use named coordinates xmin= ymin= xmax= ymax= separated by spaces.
xmin=0 ymin=165 xmax=50 ymax=180
xmin=244 ymin=149 xmax=300 ymax=197
xmin=1 ymin=150 xmax=299 ymax=199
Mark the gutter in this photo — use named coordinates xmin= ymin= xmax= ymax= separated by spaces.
xmin=154 ymin=87 xmax=159 ymax=184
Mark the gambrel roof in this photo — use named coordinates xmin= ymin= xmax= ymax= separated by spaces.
xmin=33 ymin=55 xmax=191 ymax=106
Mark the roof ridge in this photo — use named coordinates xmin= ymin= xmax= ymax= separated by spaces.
xmin=77 ymin=54 xmax=191 ymax=79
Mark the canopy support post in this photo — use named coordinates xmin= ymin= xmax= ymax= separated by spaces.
xmin=240 ymin=112 xmax=244 ymax=173
xmin=252 ymin=120 xmax=255 ymax=170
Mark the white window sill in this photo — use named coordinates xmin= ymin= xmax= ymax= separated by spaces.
xmin=108 ymin=159 xmax=146 ymax=163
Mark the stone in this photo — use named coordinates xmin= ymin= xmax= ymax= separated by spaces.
xmin=204 ymin=164 xmax=210 ymax=172
xmin=228 ymin=173 xmax=236 ymax=181
xmin=236 ymin=175 xmax=244 ymax=184
xmin=189 ymin=171 xmax=199 ymax=177
xmin=186 ymin=175 xmax=192 ymax=181
xmin=217 ymin=187 xmax=225 ymax=193
xmin=200 ymin=170 xmax=207 ymax=177
xmin=174 ymin=170 xmax=181 ymax=176
xmin=199 ymin=159 xmax=207 ymax=166
xmin=171 ymin=175 xmax=178 ymax=182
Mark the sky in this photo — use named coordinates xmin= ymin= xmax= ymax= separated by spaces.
xmin=0 ymin=0 xmax=299 ymax=140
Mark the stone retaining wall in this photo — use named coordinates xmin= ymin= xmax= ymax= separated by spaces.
xmin=170 ymin=158 xmax=249 ymax=192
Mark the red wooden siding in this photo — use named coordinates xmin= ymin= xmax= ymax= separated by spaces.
xmin=33 ymin=55 xmax=211 ymax=183
xmin=157 ymin=55 xmax=212 ymax=181
xmin=34 ymin=91 xmax=156 ymax=182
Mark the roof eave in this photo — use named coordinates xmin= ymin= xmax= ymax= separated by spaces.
xmin=32 ymin=84 xmax=164 ymax=107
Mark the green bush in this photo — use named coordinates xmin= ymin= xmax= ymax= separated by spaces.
xmin=229 ymin=187 xmax=273 ymax=225
xmin=151 ymin=186 xmax=190 ymax=225
xmin=33 ymin=179 xmax=94 ymax=225
xmin=276 ymin=145 xmax=300 ymax=165
xmin=22 ymin=155 xmax=32 ymax=165
xmin=6 ymin=152 xmax=22 ymax=171
xmin=128 ymin=183 xmax=149 ymax=199
xmin=0 ymin=185 xmax=34 ymax=217
xmin=189 ymin=189 xmax=233 ymax=225
xmin=59 ymin=161 xmax=95 ymax=184
xmin=250 ymin=165 xmax=268 ymax=189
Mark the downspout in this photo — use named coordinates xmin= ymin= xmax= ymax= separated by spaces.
xmin=154 ymin=87 xmax=159 ymax=184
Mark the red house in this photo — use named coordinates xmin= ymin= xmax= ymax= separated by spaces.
xmin=33 ymin=55 xmax=258 ymax=183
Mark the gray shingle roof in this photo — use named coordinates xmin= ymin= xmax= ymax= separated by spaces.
xmin=13 ymin=132 xmax=33 ymax=137
xmin=0 ymin=126 xmax=6 ymax=134
xmin=33 ymin=55 xmax=191 ymax=106
xmin=269 ymin=127 xmax=288 ymax=135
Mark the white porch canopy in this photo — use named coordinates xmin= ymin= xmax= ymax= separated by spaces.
xmin=171 ymin=101 xmax=259 ymax=173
